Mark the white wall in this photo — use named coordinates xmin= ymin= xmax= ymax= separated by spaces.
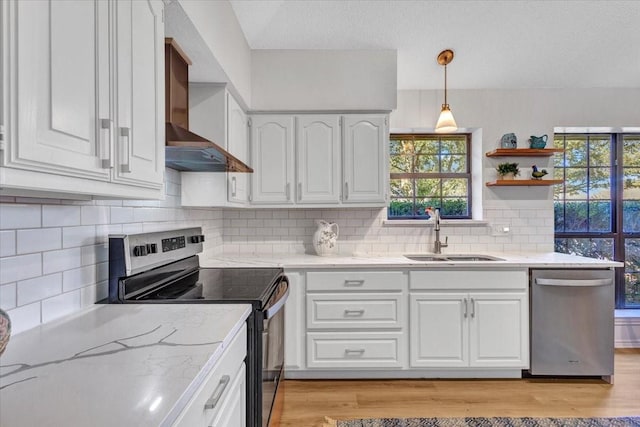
xmin=0 ymin=169 xmax=223 ymax=334
xmin=251 ymin=50 xmax=397 ymax=111
xmin=178 ymin=0 xmax=252 ymax=105
xmin=218 ymin=88 xmax=640 ymax=256
xmin=393 ymin=88 xmax=640 ymax=202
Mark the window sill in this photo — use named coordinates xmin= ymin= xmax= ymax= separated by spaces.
xmin=615 ymin=309 xmax=640 ymax=319
xmin=382 ymin=219 xmax=489 ymax=227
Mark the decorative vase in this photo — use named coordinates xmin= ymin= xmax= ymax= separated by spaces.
xmin=0 ymin=308 xmax=11 ymax=356
xmin=501 ymin=173 xmax=516 ymax=180
xmin=312 ymin=220 xmax=339 ymax=256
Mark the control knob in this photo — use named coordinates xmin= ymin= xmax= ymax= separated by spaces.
xmin=190 ymin=235 xmax=205 ymax=244
xmin=132 ymin=245 xmax=148 ymax=257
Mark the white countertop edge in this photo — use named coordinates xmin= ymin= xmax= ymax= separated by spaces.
xmin=202 ymin=252 xmax=623 ymax=269
xmin=160 ymin=305 xmax=252 ymax=427
xmin=382 ymin=219 xmax=489 ymax=227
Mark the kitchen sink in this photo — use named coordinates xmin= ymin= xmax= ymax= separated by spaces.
xmin=404 ymin=254 xmax=505 ymax=262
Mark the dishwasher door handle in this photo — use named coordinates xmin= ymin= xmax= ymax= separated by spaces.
xmin=535 ymin=278 xmax=613 ymax=287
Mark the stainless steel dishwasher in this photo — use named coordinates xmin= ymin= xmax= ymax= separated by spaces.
xmin=530 ymin=268 xmax=615 ymax=382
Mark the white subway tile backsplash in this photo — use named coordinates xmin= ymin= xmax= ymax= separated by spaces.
xmin=81 ymin=206 xmax=110 ymax=225
xmin=110 ymin=207 xmax=134 ymax=224
xmin=0 ymin=253 xmax=42 ymax=284
xmin=42 ymin=291 xmax=81 ymax=324
xmin=63 ymin=226 xmax=97 ymax=248
xmin=80 ymin=281 xmax=108 ymax=307
xmin=43 ymin=247 xmax=82 ymax=275
xmin=95 ymin=224 xmax=123 ymax=243
xmin=17 ymin=228 xmax=62 ymax=254
xmin=17 ymin=273 xmax=62 ymax=306
xmin=63 ymin=265 xmax=97 ymax=292
xmin=0 ymin=204 xmax=41 ymax=229
xmin=6 ymin=302 xmax=41 ymax=334
xmin=0 ymin=230 xmax=16 ymax=257
xmin=42 ymin=205 xmax=81 ymax=227
xmin=81 ymin=244 xmax=109 ymax=266
xmin=0 ymin=283 xmax=17 ymax=310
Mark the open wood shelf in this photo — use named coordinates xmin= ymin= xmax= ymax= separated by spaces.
xmin=486 ymin=179 xmax=564 ymax=187
xmin=485 ymin=148 xmax=564 ymax=157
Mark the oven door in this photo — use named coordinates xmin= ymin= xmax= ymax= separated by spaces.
xmin=261 ymin=277 xmax=289 ymax=427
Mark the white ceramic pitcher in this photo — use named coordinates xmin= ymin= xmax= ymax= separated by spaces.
xmin=312 ymin=220 xmax=339 ymax=256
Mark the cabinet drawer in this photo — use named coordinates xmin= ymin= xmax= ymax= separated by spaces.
xmin=307 ymin=331 xmax=405 ymax=369
xmin=410 ymin=269 xmax=527 ymax=290
xmin=306 ymin=293 xmax=404 ymax=329
xmin=307 ymin=271 xmax=406 ymax=291
xmin=172 ymin=324 xmax=247 ymax=427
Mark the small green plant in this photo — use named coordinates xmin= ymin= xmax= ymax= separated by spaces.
xmin=496 ymin=162 xmax=520 ymax=177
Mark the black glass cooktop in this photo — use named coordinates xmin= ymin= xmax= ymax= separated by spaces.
xmin=132 ymin=267 xmax=283 ymax=307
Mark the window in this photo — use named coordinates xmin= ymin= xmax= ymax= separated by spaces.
xmin=388 ymin=134 xmax=471 ymax=219
xmin=554 ymin=133 xmax=640 ymax=308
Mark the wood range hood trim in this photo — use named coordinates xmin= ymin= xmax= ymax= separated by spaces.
xmin=164 ymin=38 xmax=253 ymax=173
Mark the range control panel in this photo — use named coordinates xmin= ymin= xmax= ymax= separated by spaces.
xmin=110 ymin=227 xmax=205 ymax=276
xmin=162 ymin=236 xmax=186 ymax=252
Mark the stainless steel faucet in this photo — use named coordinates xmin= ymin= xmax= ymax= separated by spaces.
xmin=433 ymin=208 xmax=448 ymax=254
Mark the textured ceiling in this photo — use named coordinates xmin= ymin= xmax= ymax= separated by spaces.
xmin=229 ymin=0 xmax=640 ymax=90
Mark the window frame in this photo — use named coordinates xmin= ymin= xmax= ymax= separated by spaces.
xmin=553 ymin=132 xmax=640 ymax=309
xmin=388 ymin=133 xmax=472 ymax=220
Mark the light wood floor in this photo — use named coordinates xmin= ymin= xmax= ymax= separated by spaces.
xmin=278 ymin=349 xmax=640 ymax=427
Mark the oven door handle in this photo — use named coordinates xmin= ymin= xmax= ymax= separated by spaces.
xmin=264 ymin=285 xmax=289 ymax=319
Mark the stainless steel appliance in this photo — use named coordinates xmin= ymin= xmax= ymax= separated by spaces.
xmin=108 ymin=227 xmax=287 ymax=427
xmin=530 ymin=268 xmax=614 ymax=381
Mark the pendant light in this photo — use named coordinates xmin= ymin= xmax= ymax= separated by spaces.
xmin=435 ymin=49 xmax=458 ymax=133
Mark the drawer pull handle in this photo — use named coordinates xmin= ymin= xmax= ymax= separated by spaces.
xmin=204 ymin=375 xmax=230 ymax=410
xmin=345 ymin=348 xmax=365 ymax=355
xmin=470 ymin=298 xmax=475 ymax=318
xmin=344 ymin=279 xmax=365 ymax=286
xmin=344 ymin=309 xmax=365 ymax=316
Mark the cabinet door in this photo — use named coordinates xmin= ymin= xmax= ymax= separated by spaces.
xmin=284 ymin=271 xmax=305 ymax=371
xmin=250 ymin=115 xmax=295 ymax=204
xmin=211 ymin=363 xmax=246 ymax=427
xmin=113 ymin=0 xmax=164 ymax=188
xmin=410 ymin=293 xmax=468 ymax=368
xmin=227 ymin=93 xmax=248 ymax=204
xmin=342 ymin=115 xmax=387 ymax=203
xmin=469 ymin=293 xmax=529 ymax=368
xmin=4 ymin=0 xmax=111 ymax=180
xmin=296 ymin=115 xmax=341 ymax=203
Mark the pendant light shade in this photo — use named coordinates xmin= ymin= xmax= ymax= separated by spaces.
xmin=435 ymin=49 xmax=458 ymax=133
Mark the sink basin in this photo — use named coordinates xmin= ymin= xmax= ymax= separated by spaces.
xmin=404 ymin=254 xmax=505 ymax=262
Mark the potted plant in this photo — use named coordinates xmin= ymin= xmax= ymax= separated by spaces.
xmin=496 ymin=162 xmax=520 ymax=180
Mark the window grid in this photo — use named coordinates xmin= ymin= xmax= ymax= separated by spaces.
xmin=388 ymin=134 xmax=471 ymax=220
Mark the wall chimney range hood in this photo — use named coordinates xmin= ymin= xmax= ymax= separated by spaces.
xmin=164 ymin=38 xmax=252 ymax=173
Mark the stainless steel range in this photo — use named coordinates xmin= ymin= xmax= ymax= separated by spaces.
xmin=108 ymin=227 xmax=288 ymax=427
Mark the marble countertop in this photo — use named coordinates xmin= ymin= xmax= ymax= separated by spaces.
xmin=0 ymin=304 xmax=251 ymax=427
xmin=200 ymin=252 xmax=623 ymax=269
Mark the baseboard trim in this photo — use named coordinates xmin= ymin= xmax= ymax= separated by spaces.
xmin=615 ymin=316 xmax=640 ymax=348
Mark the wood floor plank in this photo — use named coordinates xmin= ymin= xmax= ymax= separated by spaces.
xmin=278 ymin=349 xmax=640 ymax=427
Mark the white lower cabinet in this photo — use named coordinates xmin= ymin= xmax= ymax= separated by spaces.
xmin=302 ymin=270 xmax=409 ymax=371
xmin=410 ymin=270 xmax=529 ymax=369
xmin=307 ymin=331 xmax=405 ymax=369
xmin=285 ymin=268 xmax=530 ymax=378
xmin=172 ymin=324 xmax=247 ymax=427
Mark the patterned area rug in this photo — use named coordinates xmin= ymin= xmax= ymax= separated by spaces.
xmin=322 ymin=417 xmax=640 ymax=427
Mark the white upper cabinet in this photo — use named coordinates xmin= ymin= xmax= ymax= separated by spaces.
xmin=227 ymin=93 xmax=249 ymax=204
xmin=181 ymin=86 xmax=250 ymax=207
xmin=342 ymin=115 xmax=387 ymax=203
xmin=0 ymin=0 xmax=164 ymax=199
xmin=250 ymin=115 xmax=295 ymax=204
xmin=296 ymin=115 xmax=341 ymax=204
xmin=246 ymin=113 xmax=387 ymax=208
xmin=112 ymin=0 xmax=164 ymax=188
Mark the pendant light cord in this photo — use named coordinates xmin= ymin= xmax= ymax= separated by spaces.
xmin=444 ymin=64 xmax=448 ymax=106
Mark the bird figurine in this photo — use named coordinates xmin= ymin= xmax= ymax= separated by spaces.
xmin=531 ymin=165 xmax=548 ymax=180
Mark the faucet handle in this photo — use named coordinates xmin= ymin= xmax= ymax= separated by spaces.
xmin=442 ymin=236 xmax=449 ymax=248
